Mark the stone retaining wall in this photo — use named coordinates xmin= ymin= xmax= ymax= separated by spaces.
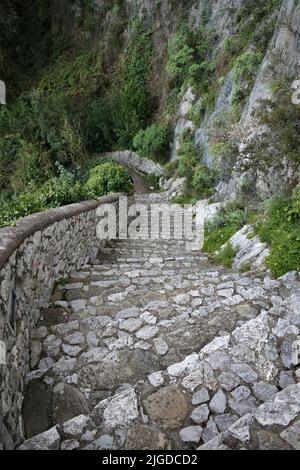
xmin=0 ymin=194 xmax=121 ymax=448
xmin=100 ymin=151 xmax=164 ymax=177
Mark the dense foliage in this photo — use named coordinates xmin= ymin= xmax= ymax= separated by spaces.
xmin=255 ymin=183 xmax=300 ymax=277
xmin=133 ymin=125 xmax=171 ymax=162
xmin=0 ymin=161 xmax=132 ymax=228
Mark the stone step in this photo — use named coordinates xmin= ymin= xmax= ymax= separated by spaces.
xmin=22 ymin=197 xmax=300 ymax=451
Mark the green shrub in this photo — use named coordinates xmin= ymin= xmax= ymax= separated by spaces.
xmin=0 ymin=135 xmax=21 ymax=191
xmin=75 ymin=97 xmax=114 ymax=153
xmin=232 ymin=51 xmax=263 ymax=105
xmin=203 ymin=203 xmax=248 ymax=254
xmin=39 ymin=49 xmax=104 ymax=99
xmin=84 ymin=162 xmax=133 ymax=197
xmin=192 ymin=164 xmax=218 ymax=198
xmin=133 ymin=125 xmax=171 ymax=162
xmin=213 ymin=242 xmax=239 ymax=268
xmin=11 ymin=141 xmax=53 ymax=192
xmin=257 ymin=81 xmax=300 ymax=164
xmin=255 ymin=186 xmax=300 ymax=277
xmin=109 ymin=22 xmax=153 ymax=147
xmin=164 ymin=159 xmax=179 ymax=178
xmin=0 ymin=169 xmax=84 ymax=228
xmin=166 ymin=33 xmax=195 ymax=85
xmin=166 ymin=27 xmax=216 ymax=92
xmin=177 ymin=129 xmax=199 ymax=180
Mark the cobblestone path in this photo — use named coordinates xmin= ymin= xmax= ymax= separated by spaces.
xmin=20 ymin=195 xmax=300 ymax=450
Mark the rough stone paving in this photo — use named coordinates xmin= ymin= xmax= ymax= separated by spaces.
xmin=19 ymin=195 xmax=300 ymax=450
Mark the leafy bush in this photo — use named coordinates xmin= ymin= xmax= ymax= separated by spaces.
xmin=192 ymin=164 xmax=218 ymax=198
xmin=213 ymin=242 xmax=239 ymax=268
xmin=84 ymin=162 xmax=133 ymax=197
xmin=0 ymin=135 xmax=21 ymax=191
xmin=203 ymin=203 xmax=248 ymax=254
xmin=39 ymin=49 xmax=104 ymax=99
xmin=172 ymin=129 xmax=219 ymax=201
xmin=255 ymin=185 xmax=300 ymax=277
xmin=75 ymin=97 xmax=114 ymax=153
xmin=0 ymin=162 xmax=133 ymax=228
xmin=166 ymin=27 xmax=216 ymax=92
xmin=109 ymin=22 xmax=153 ymax=147
xmin=0 ymin=169 xmax=84 ymax=228
xmin=133 ymin=125 xmax=171 ymax=162
xmin=10 ymin=141 xmax=53 ymax=192
xmin=166 ymin=33 xmax=195 ymax=85
xmin=164 ymin=159 xmax=179 ymax=178
xmin=177 ymin=129 xmax=199 ymax=180
xmin=256 ymin=81 xmax=300 ymax=164
xmin=232 ymin=51 xmax=263 ymax=105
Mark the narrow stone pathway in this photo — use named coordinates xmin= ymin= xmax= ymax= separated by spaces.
xmin=20 ymin=194 xmax=300 ymax=450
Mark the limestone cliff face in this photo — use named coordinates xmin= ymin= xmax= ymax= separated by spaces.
xmin=170 ymin=0 xmax=300 ymax=201
xmin=123 ymin=0 xmax=300 ymax=201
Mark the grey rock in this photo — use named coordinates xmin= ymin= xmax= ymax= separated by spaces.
xmin=281 ymin=338 xmax=297 ymax=369
xmin=219 ymin=371 xmax=241 ymax=391
xmin=18 ymin=426 xmax=60 ymax=450
xmin=215 ymin=413 xmax=239 ymax=432
xmin=31 ymin=341 xmax=42 ymax=369
xmin=228 ymin=396 xmax=258 ymax=417
xmin=62 ymin=344 xmax=82 ymax=357
xmin=61 ymin=439 xmax=80 ymax=450
xmin=81 ymin=347 xmax=108 ymax=363
xmin=255 ymin=385 xmax=300 ymax=426
xmin=96 ymin=434 xmax=115 ymax=450
xmin=209 ymin=389 xmax=227 ymax=414
xmin=70 ymin=299 xmax=87 ymax=312
xmin=140 ymin=311 xmax=157 ymax=325
xmin=116 ymin=307 xmax=140 ymax=320
xmin=119 ymin=318 xmax=142 ymax=332
xmin=65 ymin=332 xmax=85 ymax=345
xmin=279 ymin=371 xmax=296 ymax=389
xmin=191 ymin=404 xmax=209 ymax=424
xmin=136 ymin=326 xmax=159 ymax=340
xmin=231 ymin=386 xmax=251 ymax=402
xmin=148 ymin=371 xmax=164 ymax=388
xmin=44 ymin=336 xmax=62 ymax=358
xmin=280 ymin=420 xmax=300 ymax=450
xmin=192 ymin=388 xmax=210 ymax=405
xmin=154 ymin=337 xmax=169 ymax=356
xmin=95 ymin=387 xmax=139 ymax=430
xmin=253 ymin=382 xmax=278 ymax=402
xmin=180 ymin=426 xmax=203 ymax=443
xmin=230 ymin=363 xmax=258 ymax=383
xmin=62 ymin=415 xmax=90 ymax=439
xmin=202 ymin=417 xmax=219 ymax=443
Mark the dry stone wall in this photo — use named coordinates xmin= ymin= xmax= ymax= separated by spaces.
xmin=101 ymin=151 xmax=164 ymax=177
xmin=0 ymin=194 xmax=120 ymax=449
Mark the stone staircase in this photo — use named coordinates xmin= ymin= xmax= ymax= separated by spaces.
xmin=19 ymin=195 xmax=300 ymax=450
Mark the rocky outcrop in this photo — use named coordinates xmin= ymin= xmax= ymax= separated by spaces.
xmin=172 ymin=0 xmax=300 ymax=201
xmin=218 ymin=225 xmax=270 ymax=272
xmin=172 ymin=88 xmax=196 ymax=161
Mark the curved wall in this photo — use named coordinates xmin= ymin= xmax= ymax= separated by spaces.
xmin=100 ymin=151 xmax=164 ymax=177
xmin=0 ymin=194 xmax=120 ymax=449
